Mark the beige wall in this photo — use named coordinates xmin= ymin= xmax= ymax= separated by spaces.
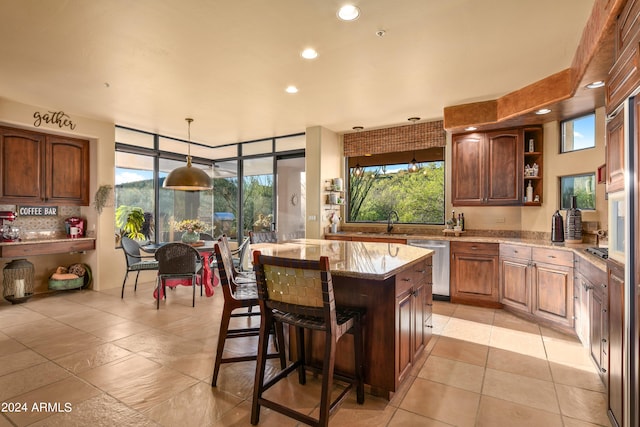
xmin=305 ymin=126 xmax=343 ymax=238
xmin=0 ymin=97 xmax=126 ymax=292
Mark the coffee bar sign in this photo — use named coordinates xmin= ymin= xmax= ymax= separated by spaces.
xmin=18 ymin=206 xmax=58 ymax=216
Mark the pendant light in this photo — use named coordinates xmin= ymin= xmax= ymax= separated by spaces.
xmin=407 ymin=117 xmax=420 ymax=173
xmin=163 ymin=118 xmax=212 ymax=191
xmin=408 ymin=151 xmax=419 ymax=173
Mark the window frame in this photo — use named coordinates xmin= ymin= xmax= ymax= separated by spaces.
xmin=559 ymin=172 xmax=597 ymax=211
xmin=345 ymin=148 xmax=446 ymax=225
xmin=560 ymin=112 xmax=596 ymax=153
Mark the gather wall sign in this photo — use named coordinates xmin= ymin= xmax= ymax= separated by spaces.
xmin=33 ymin=110 xmax=77 ymax=130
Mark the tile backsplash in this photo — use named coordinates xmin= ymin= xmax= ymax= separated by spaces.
xmin=0 ymin=205 xmax=81 ymax=240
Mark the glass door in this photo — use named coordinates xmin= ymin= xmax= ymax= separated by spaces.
xmin=276 ymin=156 xmax=306 ymax=240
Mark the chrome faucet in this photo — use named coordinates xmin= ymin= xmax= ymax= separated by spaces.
xmin=387 ymin=210 xmax=399 ymax=233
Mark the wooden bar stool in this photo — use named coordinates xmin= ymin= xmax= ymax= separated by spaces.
xmin=211 ymin=237 xmax=285 ymax=386
xmin=251 ymin=251 xmax=365 ymax=427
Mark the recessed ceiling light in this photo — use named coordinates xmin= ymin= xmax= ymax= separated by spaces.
xmin=408 ymin=117 xmax=420 ymax=123
xmin=465 ymin=126 xmax=477 ymax=131
xmin=535 ymin=108 xmax=552 ymax=115
xmin=285 ymin=85 xmax=298 ymax=94
xmin=352 ymin=126 xmax=364 ymax=131
xmin=586 ymin=80 xmax=605 ymax=89
xmin=338 ymin=5 xmax=360 ymax=21
xmin=301 ymin=48 xmax=318 ymax=59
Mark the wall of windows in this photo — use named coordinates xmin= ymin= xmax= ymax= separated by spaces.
xmin=115 ymin=127 xmax=304 ymax=244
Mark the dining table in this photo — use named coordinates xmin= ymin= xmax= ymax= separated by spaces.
xmin=141 ymin=241 xmax=219 ymax=299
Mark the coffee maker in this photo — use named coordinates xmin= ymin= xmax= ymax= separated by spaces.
xmin=0 ymin=211 xmax=19 ymax=242
xmin=64 ymin=216 xmax=85 ymax=238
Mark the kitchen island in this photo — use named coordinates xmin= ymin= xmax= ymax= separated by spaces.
xmin=251 ymin=238 xmax=434 ymax=399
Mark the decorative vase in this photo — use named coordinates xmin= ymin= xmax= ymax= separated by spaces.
xmin=181 ymin=230 xmax=200 ymax=244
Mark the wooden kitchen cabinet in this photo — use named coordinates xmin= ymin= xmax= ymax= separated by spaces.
xmin=575 ymin=255 xmax=608 ymax=381
xmin=450 ymin=241 xmax=500 ymax=308
xmin=396 ymin=257 xmax=431 ymax=384
xmin=606 ymin=109 xmax=625 ymax=193
xmin=0 ymin=126 xmax=90 ymax=205
xmin=499 ymin=244 xmax=576 ymax=332
xmin=607 ymin=259 xmax=624 ymax=427
xmin=500 ymin=244 xmax=532 ymax=314
xmin=523 ymin=127 xmax=543 ymax=205
xmin=607 ymin=0 xmax=640 ymax=112
xmin=451 ymin=128 xmax=523 ymax=206
xmin=531 ymin=247 xmax=575 ymax=329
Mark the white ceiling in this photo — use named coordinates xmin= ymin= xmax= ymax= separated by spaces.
xmin=0 ymin=0 xmax=595 ymax=146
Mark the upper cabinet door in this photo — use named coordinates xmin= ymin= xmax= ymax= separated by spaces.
xmin=485 ymin=129 xmax=523 ymax=205
xmin=45 ymin=135 xmax=90 ymax=205
xmin=0 ymin=126 xmax=90 ymax=206
xmin=0 ymin=127 xmax=45 ymax=203
xmin=452 ymin=128 xmax=523 ymax=206
xmin=451 ymin=133 xmax=485 ymax=206
xmin=606 ymin=110 xmax=624 ymax=193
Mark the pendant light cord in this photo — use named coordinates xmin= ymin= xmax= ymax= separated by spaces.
xmin=186 ymin=117 xmax=193 ymax=166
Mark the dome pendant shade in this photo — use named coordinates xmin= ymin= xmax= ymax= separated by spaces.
xmin=163 ymin=118 xmax=212 ymax=191
xmin=163 ymin=156 xmax=212 ymax=190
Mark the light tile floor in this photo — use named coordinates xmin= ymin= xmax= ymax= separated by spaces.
xmin=0 ymin=281 xmax=611 ymax=426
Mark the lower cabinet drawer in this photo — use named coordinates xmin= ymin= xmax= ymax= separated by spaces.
xmin=532 ymin=247 xmax=573 ymax=267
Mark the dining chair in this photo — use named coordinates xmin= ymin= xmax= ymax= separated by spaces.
xmin=251 ymin=251 xmax=365 ymax=427
xmin=249 ymin=230 xmax=278 ymax=244
xmin=211 ymin=238 xmax=286 ymax=386
xmin=199 ymin=232 xmax=215 ymax=241
xmin=154 ymin=243 xmax=204 ymax=309
xmin=215 ymin=235 xmax=255 ymax=284
xmin=120 ymin=236 xmax=159 ymax=299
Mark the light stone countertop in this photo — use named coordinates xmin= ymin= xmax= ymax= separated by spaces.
xmin=251 ymin=238 xmax=434 ymax=280
xmin=326 ymin=231 xmax=607 ymax=271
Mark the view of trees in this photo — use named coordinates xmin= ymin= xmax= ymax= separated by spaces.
xmin=561 ymin=173 xmax=596 ymax=210
xmin=348 ymin=161 xmax=445 ymax=224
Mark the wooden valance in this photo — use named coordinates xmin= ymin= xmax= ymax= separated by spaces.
xmin=343 ymin=120 xmax=446 ymax=157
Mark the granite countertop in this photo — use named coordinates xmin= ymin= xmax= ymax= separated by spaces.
xmin=326 ymin=231 xmax=607 ymax=271
xmin=251 ymin=238 xmax=433 ymax=280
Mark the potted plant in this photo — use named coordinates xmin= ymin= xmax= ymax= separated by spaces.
xmin=115 ymin=205 xmax=146 ymax=240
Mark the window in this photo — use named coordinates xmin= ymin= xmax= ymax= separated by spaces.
xmin=115 ymin=152 xmax=156 ymax=240
xmin=560 ymin=173 xmax=596 ymax=210
xmin=115 ymin=126 xmax=304 ymax=244
xmin=243 ymin=157 xmax=274 ymax=236
xmin=347 ymin=148 xmax=445 ymax=224
xmin=561 ymin=113 xmax=595 ymax=152
xmin=213 ymin=160 xmax=239 ymax=240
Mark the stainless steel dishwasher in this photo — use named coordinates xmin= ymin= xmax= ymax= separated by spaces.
xmin=407 ymin=239 xmax=450 ymax=299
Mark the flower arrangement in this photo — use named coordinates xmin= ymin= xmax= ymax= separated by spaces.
xmin=171 ymin=219 xmax=210 ymax=233
xmin=253 ymin=213 xmax=273 ymax=229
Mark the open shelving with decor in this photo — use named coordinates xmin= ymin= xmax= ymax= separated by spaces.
xmin=523 ymin=127 xmax=543 ymax=206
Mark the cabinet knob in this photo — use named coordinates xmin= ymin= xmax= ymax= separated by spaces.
xmin=402 ymin=278 xmax=411 ymax=282
xmin=601 ymin=368 xmax=607 ymax=373
xmin=602 ymin=338 xmax=607 ymax=343
xmin=601 ymin=283 xmax=607 ymax=288
xmin=603 ymin=308 xmax=607 ymax=313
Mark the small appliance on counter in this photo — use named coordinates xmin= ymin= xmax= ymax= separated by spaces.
xmin=0 ymin=211 xmax=19 ymax=242
xmin=64 ymin=216 xmax=86 ymax=238
xmin=565 ymin=195 xmax=582 ymax=243
xmin=551 ymin=210 xmax=564 ymax=243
